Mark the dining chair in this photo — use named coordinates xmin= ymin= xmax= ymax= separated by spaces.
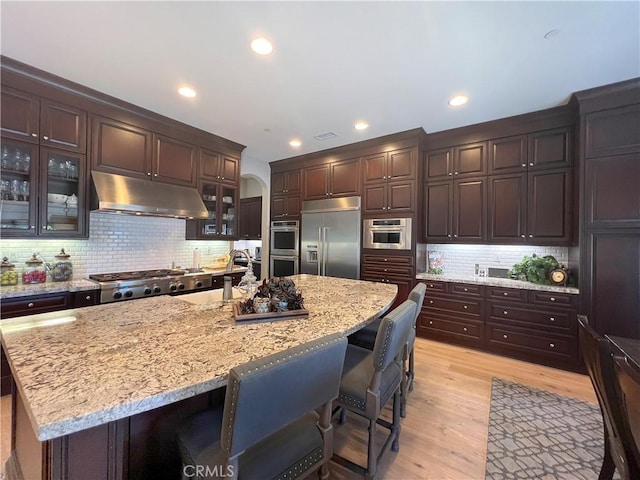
xmin=613 ymin=353 xmax=640 ymax=472
xmin=176 ymin=334 xmax=348 ymax=480
xmin=332 ymin=299 xmax=417 ymax=479
xmin=578 ymin=315 xmax=639 ymax=480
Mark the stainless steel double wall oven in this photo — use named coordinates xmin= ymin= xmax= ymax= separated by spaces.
xmin=269 ymin=220 xmax=299 ymax=276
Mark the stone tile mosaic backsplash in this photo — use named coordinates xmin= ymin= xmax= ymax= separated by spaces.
xmin=1 ymin=212 xmax=231 ymax=280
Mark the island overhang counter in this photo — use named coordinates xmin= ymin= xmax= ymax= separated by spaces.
xmin=1 ymin=274 xmax=397 ymax=480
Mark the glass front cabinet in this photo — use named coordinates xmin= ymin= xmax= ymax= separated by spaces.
xmin=1 ymin=138 xmax=87 ymax=237
xmin=187 ymin=181 xmax=238 ymax=240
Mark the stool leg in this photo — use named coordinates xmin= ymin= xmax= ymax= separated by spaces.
xmin=400 ymin=368 xmax=407 ymax=418
xmin=366 ymin=418 xmax=377 ymax=479
xmin=408 ymin=349 xmax=415 ymax=392
xmin=392 ymin=388 xmax=401 ymax=452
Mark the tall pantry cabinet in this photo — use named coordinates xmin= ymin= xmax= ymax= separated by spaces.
xmin=572 ymin=78 xmax=640 ymax=339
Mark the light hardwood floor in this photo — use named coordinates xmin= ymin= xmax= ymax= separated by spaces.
xmin=0 ymin=338 xmax=596 ymax=479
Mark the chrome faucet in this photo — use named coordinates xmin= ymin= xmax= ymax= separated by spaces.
xmin=226 ymin=249 xmax=252 ymax=272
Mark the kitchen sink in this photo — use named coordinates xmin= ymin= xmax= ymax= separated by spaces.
xmin=178 ymin=288 xmax=244 ymax=305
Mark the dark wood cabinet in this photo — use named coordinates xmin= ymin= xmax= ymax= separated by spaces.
xmin=271 ymin=168 xmax=302 ymax=219
xmin=417 ymin=281 xmax=579 ymax=370
xmin=424 ymin=148 xmax=452 ymax=181
xmin=239 ymin=196 xmax=262 ymax=239
xmin=73 ymin=290 xmax=100 ymax=308
xmin=363 ymin=147 xmax=414 ymax=184
xmin=488 ymin=168 xmax=572 ymax=244
xmin=363 ymin=180 xmax=414 ymax=214
xmin=424 ymin=176 xmax=486 ymax=242
xmin=573 ymin=79 xmax=640 ymax=341
xmin=200 ymin=149 xmax=239 ymax=186
xmin=91 ymin=114 xmax=153 ymax=180
xmin=92 ymin=115 xmax=197 ymax=187
xmin=1 ymin=86 xmax=86 ymax=153
xmin=488 ymin=128 xmax=571 ymax=175
xmin=362 ymin=147 xmax=416 ymax=215
xmin=453 ymin=142 xmax=487 ymax=177
xmin=303 ymin=157 xmax=360 ymax=200
xmin=417 ymin=281 xmax=485 ymax=349
xmin=152 ymin=134 xmax=197 ymax=187
xmin=361 ymin=254 xmax=415 ymax=310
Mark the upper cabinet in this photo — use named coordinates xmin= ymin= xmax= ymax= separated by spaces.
xmin=362 ymin=147 xmax=417 ymax=215
xmin=304 ymin=156 xmax=360 ymax=200
xmin=200 ymin=149 xmax=239 ymax=185
xmin=363 ymin=148 xmax=414 ymax=183
xmin=488 ymin=127 xmax=572 ymax=174
xmin=1 ymin=86 xmax=87 ymax=153
xmin=424 ymin=142 xmax=487 ymax=181
xmin=91 ymin=115 xmax=197 ymax=187
xmin=271 ymin=168 xmax=302 ymax=219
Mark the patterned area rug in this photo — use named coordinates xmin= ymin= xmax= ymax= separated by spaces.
xmin=485 ymin=378 xmax=613 ymax=480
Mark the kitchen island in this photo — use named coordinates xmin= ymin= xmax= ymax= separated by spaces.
xmin=1 ymin=274 xmax=397 ymax=480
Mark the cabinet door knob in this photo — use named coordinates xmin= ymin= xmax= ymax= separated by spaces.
xmin=549 ymin=317 xmax=555 ymax=322
xmin=447 ymin=234 xmax=452 ymax=238
xmin=28 ymin=302 xmax=34 ymax=307
xmin=454 ymin=234 xmax=458 ymax=237
xmin=550 ymin=297 xmax=556 ymax=302
xmin=429 ymin=321 xmax=433 ymax=325
xmin=520 ymin=234 xmax=526 ymax=238
xmin=503 ymin=292 xmax=509 ymax=296
xmin=86 ymin=295 xmax=91 ymax=300
xmin=448 ymin=172 xmax=452 ymax=176
xmin=429 ymin=300 xmax=434 ymax=304
xmin=463 ymin=327 xmax=468 ymax=332
xmin=454 ymin=171 xmax=459 ymax=175
xmin=503 ymin=310 xmax=508 ymax=315
xmin=463 ymin=305 xmax=468 ymax=309
xmin=503 ymin=334 xmax=508 ymax=339
xmin=154 ymin=173 xmax=158 ymax=177
xmin=549 ymin=343 xmax=555 ymax=348
xmin=221 ymin=177 xmax=225 ymax=180
xmin=43 ymin=136 xmax=49 ymax=140
xmin=528 ymin=234 xmax=533 ymax=238
xmin=521 ymin=163 xmax=526 ymax=167
xmin=529 ymin=162 xmax=534 ymax=166
xmin=31 ymin=133 xmax=38 ymax=137
xmin=463 ymin=288 xmax=468 ymax=292
xmin=147 ymin=172 xmax=152 ymax=176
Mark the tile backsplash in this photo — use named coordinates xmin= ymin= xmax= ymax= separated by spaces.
xmin=417 ymin=243 xmax=570 ymax=276
xmin=0 ymin=212 xmax=231 ymax=279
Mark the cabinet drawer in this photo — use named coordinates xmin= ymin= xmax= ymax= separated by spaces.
xmin=528 ymin=290 xmax=577 ymax=308
xmin=450 ymin=283 xmax=484 ymax=298
xmin=362 ymin=255 xmax=413 ymax=266
xmin=487 ymin=287 xmax=528 ymax=302
xmin=488 ymin=303 xmax=574 ymax=331
xmin=73 ymin=290 xmax=99 ymax=307
xmin=1 ymin=293 xmax=72 ymax=318
xmin=486 ymin=323 xmax=576 ymax=359
xmin=362 ymin=265 xmax=413 ymax=277
xmin=424 ymin=296 xmax=483 ymax=316
xmin=421 ymin=280 xmax=447 ymax=293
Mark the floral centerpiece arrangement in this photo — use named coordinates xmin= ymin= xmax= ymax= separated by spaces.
xmin=238 ymin=277 xmax=305 ymax=315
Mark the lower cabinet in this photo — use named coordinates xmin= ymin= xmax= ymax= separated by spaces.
xmin=417 ymin=280 xmax=579 ymax=370
xmin=361 ymin=253 xmax=415 ymax=310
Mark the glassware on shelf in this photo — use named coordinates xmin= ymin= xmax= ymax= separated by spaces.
xmin=1 ymin=180 xmax=10 ymax=200
xmin=10 ymin=179 xmax=21 ymax=201
xmin=1 ymin=146 xmax=10 ymax=169
xmin=13 ymin=150 xmax=22 ymax=172
xmin=66 ymin=160 xmax=78 ymax=179
xmin=21 ymin=181 xmax=29 ymax=202
xmin=22 ymin=152 xmax=31 ymax=173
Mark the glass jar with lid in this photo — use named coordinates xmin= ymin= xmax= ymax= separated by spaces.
xmin=22 ymin=253 xmax=47 ymax=284
xmin=51 ymin=248 xmax=73 ymax=282
xmin=1 ymin=257 xmax=18 ymax=286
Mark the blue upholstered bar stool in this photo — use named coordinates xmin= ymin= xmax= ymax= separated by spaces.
xmin=333 ymin=299 xmax=417 ymax=479
xmin=176 ymin=334 xmax=347 ymax=479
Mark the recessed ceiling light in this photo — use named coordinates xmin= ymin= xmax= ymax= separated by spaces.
xmin=289 ymin=139 xmax=301 ymax=148
xmin=448 ymin=95 xmax=468 ymax=107
xmin=178 ymin=86 xmax=196 ymax=98
xmin=354 ymin=121 xmax=369 ymax=130
xmin=251 ymin=37 xmax=273 ymax=55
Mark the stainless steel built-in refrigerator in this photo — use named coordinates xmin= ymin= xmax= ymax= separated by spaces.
xmin=300 ymin=196 xmax=361 ymax=279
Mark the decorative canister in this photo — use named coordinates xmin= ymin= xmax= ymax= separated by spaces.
xmin=253 ymin=297 xmax=271 ymax=314
xmin=1 ymin=257 xmax=18 ymax=286
xmin=22 ymin=253 xmax=47 ymax=284
xmin=52 ymin=248 xmax=73 ymax=282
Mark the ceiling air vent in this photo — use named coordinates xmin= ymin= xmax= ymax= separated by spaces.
xmin=314 ymin=131 xmax=338 ymax=141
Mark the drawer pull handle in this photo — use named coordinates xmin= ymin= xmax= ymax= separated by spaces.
xmin=429 ymin=300 xmax=434 ymax=304
xmin=550 ymin=297 xmax=556 ymax=302
xmin=429 ymin=284 xmax=434 ymax=287
xmin=463 ymin=305 xmax=468 ymax=309
xmin=503 ymin=292 xmax=508 ymax=296
xmin=429 ymin=321 xmax=433 ymax=325
xmin=549 ymin=343 xmax=555 ymax=348
xmin=463 ymin=327 xmax=468 ymax=332
xmin=86 ymin=295 xmax=91 ymax=300
xmin=549 ymin=317 xmax=555 ymax=322
xmin=28 ymin=302 xmax=34 ymax=308
xmin=503 ymin=310 xmax=508 ymax=315
xmin=503 ymin=334 xmax=508 ymax=339
xmin=463 ymin=288 xmax=468 ymax=292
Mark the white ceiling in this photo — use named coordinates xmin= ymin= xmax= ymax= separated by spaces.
xmin=2 ymin=1 xmax=639 ymax=165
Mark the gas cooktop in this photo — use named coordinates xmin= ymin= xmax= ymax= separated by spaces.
xmin=89 ymin=269 xmax=212 ymax=303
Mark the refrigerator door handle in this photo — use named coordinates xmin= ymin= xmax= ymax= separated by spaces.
xmin=317 ymin=227 xmax=323 ymax=276
xmin=322 ymin=227 xmax=329 ymax=276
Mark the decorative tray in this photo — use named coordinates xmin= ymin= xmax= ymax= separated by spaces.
xmin=232 ymin=303 xmax=309 ymax=323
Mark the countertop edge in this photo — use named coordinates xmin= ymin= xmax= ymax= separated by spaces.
xmin=416 ymin=273 xmax=579 ymax=294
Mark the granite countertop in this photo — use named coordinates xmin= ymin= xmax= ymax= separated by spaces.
xmin=0 ymin=268 xmax=249 ymax=300
xmin=416 ymin=273 xmax=579 ymax=294
xmin=0 ymin=279 xmax=100 ymax=299
xmin=0 ymin=274 xmax=397 ymax=441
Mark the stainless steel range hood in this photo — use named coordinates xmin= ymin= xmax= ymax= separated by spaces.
xmin=90 ymin=171 xmax=208 ymax=219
